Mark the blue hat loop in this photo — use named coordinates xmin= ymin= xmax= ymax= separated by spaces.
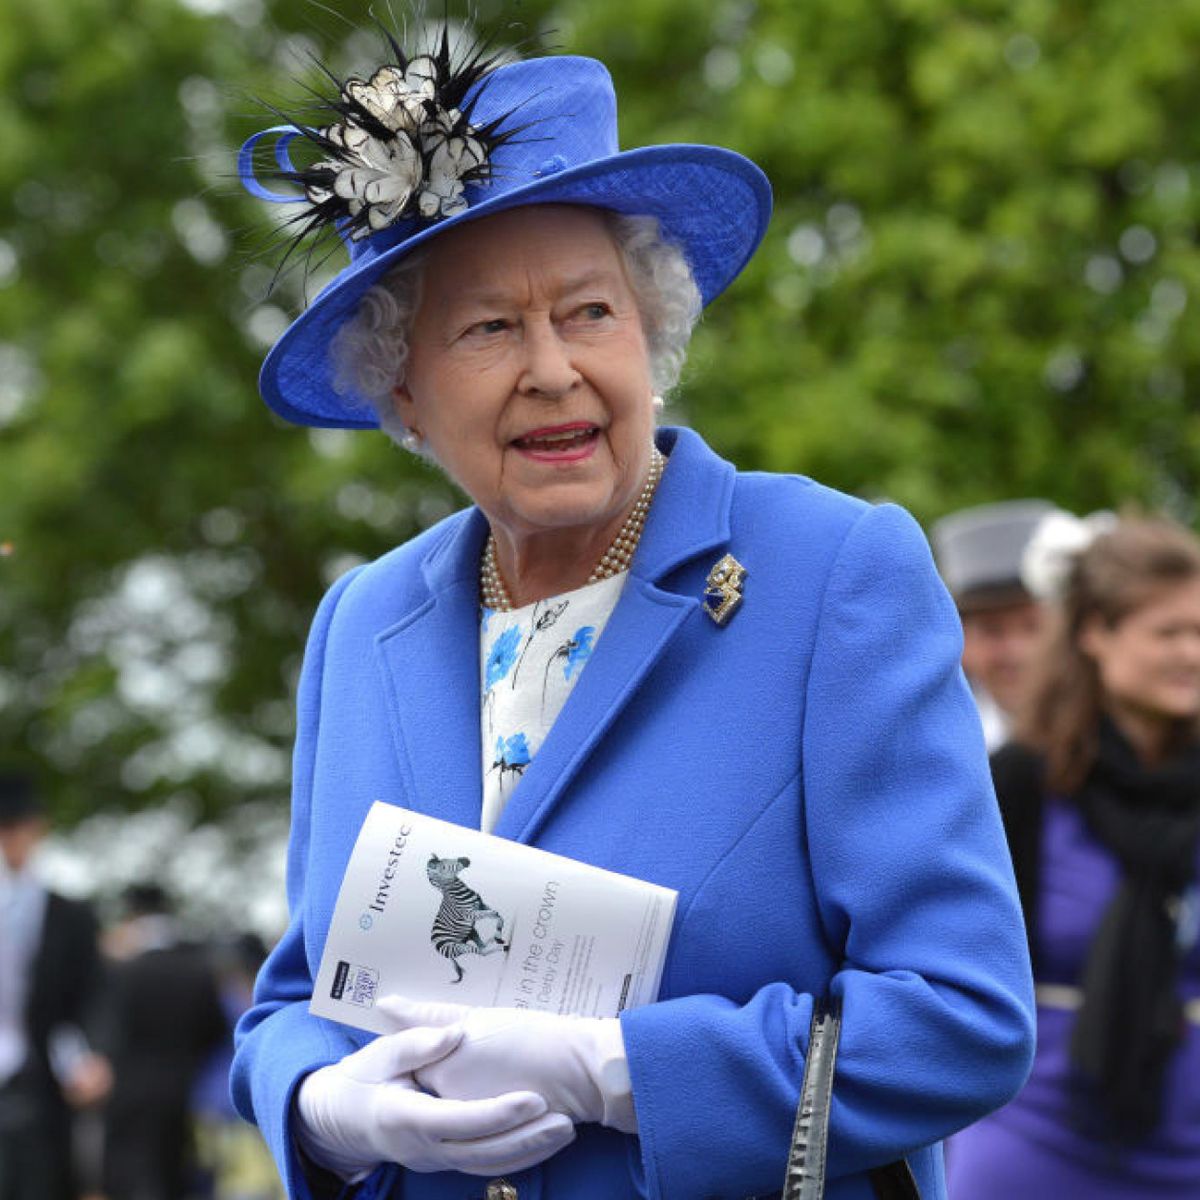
xmin=237 ymin=125 xmax=308 ymax=203
xmin=239 ymin=126 xmax=359 ymax=251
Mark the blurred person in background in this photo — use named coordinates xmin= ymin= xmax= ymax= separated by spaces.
xmin=0 ymin=771 xmax=108 ymax=1200
xmin=96 ymin=883 xmax=227 ymax=1200
xmin=932 ymin=500 xmax=1056 ymax=750
xmin=948 ymin=513 xmax=1200 ymax=1198
xmin=191 ymin=933 xmax=283 ymax=1200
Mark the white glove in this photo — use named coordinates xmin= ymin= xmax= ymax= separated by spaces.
xmin=294 ymin=1024 xmax=576 ymax=1179
xmin=377 ymin=995 xmax=638 ymax=1135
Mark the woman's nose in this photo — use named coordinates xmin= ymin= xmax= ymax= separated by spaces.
xmin=517 ymin=318 xmax=581 ymax=399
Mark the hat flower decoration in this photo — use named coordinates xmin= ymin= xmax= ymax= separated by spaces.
xmin=246 ymin=27 xmax=527 ymax=257
xmin=304 ymin=55 xmax=488 ymax=230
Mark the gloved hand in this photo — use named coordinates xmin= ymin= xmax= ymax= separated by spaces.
xmin=294 ymin=1024 xmax=576 ymax=1179
xmin=377 ymin=995 xmax=638 ymax=1134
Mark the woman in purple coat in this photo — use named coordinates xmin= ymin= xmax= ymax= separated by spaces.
xmin=948 ymin=515 xmax=1200 ymax=1198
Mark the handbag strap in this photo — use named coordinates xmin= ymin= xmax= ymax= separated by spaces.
xmin=783 ymin=997 xmax=842 ymax=1198
xmin=782 ymin=997 xmax=922 ymax=1200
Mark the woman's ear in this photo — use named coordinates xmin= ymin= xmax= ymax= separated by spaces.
xmin=392 ymin=383 xmax=416 ymax=430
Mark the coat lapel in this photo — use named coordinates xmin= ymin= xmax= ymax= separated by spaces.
xmin=495 ymin=427 xmax=736 ymax=844
xmin=374 ymin=508 xmax=489 ymax=832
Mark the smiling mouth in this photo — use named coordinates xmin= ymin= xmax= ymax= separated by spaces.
xmin=511 ymin=424 xmax=600 ymax=453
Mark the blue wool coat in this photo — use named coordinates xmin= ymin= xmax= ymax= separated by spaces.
xmin=232 ymin=426 xmax=1035 ymax=1200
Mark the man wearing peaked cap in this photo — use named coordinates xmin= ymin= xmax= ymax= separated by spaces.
xmin=932 ymin=500 xmax=1057 ymax=752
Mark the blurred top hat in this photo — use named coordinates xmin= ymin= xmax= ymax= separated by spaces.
xmin=120 ymin=882 xmax=174 ymax=918
xmin=0 ymin=771 xmax=46 ymax=827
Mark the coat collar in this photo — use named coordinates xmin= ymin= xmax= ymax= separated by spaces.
xmin=375 ymin=426 xmax=736 ymax=841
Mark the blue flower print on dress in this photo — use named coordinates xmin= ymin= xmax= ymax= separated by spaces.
xmin=563 ymin=626 xmax=597 ymax=681
xmin=495 ymin=732 xmax=531 ymax=767
xmin=481 ymin=606 xmax=495 ymax=634
xmin=493 ymin=732 xmax=531 ymax=786
xmin=485 ymin=625 xmax=522 ymax=690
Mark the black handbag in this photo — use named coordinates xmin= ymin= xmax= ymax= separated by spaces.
xmin=782 ymin=997 xmax=921 ymax=1200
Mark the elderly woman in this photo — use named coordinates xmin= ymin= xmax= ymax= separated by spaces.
xmin=231 ymin=35 xmax=1034 ymax=1200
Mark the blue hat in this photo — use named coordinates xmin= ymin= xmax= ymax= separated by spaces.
xmin=240 ymin=53 xmax=772 ymax=429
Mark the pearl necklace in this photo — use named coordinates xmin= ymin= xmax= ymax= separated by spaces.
xmin=480 ymin=446 xmax=665 ymax=612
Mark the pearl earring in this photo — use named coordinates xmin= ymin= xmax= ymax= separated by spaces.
xmin=399 ymin=429 xmax=423 ymax=453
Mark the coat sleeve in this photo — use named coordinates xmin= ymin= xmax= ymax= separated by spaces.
xmin=230 ymin=565 xmax=386 ymax=1200
xmin=620 ymin=502 xmax=1036 ymax=1200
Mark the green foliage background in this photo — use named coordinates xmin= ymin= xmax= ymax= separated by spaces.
xmin=3 ymin=0 xmax=1200 ymax=830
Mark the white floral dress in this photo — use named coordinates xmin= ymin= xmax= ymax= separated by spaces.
xmin=478 ymin=573 xmax=625 ymax=833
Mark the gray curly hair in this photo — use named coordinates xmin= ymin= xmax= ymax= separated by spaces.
xmin=330 ymin=211 xmax=703 ymax=448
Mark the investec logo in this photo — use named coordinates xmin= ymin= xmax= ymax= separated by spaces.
xmin=359 ymin=823 xmax=413 ymax=931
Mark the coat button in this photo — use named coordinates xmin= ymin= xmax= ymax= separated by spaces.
xmin=484 ymin=1182 xmax=518 ymax=1200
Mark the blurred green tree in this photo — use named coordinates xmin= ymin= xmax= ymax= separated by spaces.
xmin=2 ymin=0 xmax=1199 ymax=833
xmin=0 ymin=0 xmax=478 ymax=826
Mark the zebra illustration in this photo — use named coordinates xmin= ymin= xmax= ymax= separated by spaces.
xmin=425 ymin=854 xmax=509 ymax=983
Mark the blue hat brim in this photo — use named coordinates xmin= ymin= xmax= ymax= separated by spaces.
xmin=259 ymin=143 xmax=772 ymax=428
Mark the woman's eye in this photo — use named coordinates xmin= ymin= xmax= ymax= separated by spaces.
xmin=469 ymin=318 xmax=509 ymax=336
xmin=581 ymin=302 xmax=611 ymax=320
